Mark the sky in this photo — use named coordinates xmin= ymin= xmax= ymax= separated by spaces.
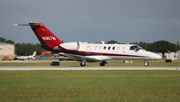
xmin=0 ymin=0 xmax=180 ymax=44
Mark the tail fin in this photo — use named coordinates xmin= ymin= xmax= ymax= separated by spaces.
xmin=32 ymin=51 xmax=37 ymax=56
xmin=15 ymin=23 xmax=63 ymax=51
xmin=29 ymin=23 xmax=63 ymax=51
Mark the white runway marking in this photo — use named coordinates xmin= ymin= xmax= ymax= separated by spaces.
xmin=0 ymin=67 xmax=179 ymax=71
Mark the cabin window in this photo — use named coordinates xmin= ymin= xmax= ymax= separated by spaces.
xmin=112 ymin=47 xmax=115 ymax=50
xmin=94 ymin=46 xmax=97 ymax=50
xmin=99 ymin=46 xmax=102 ymax=50
xmin=103 ymin=46 xmax=106 ymax=50
xmin=122 ymin=46 xmax=125 ymax=50
xmin=117 ymin=46 xmax=120 ymax=50
xmin=108 ymin=46 xmax=111 ymax=50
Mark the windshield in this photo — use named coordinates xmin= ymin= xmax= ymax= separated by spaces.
xmin=130 ymin=45 xmax=143 ymax=51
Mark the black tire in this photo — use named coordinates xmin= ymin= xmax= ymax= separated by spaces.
xmin=100 ymin=61 xmax=107 ymax=66
xmin=80 ymin=62 xmax=86 ymax=66
xmin=50 ymin=61 xmax=60 ymax=66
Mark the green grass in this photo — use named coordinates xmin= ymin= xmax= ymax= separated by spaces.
xmin=0 ymin=60 xmax=180 ymax=66
xmin=0 ymin=70 xmax=180 ymax=102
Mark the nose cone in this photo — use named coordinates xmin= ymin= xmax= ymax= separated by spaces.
xmin=148 ymin=52 xmax=162 ymax=60
xmin=152 ymin=53 xmax=162 ymax=59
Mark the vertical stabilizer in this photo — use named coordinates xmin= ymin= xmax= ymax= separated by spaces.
xmin=32 ymin=51 xmax=37 ymax=56
xmin=29 ymin=23 xmax=63 ymax=51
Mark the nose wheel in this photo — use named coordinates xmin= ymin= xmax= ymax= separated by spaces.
xmin=144 ymin=61 xmax=149 ymax=67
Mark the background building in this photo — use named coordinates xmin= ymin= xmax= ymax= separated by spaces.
xmin=0 ymin=42 xmax=15 ymax=60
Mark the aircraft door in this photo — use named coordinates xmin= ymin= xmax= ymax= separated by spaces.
xmin=86 ymin=46 xmax=91 ymax=54
xmin=122 ymin=46 xmax=125 ymax=53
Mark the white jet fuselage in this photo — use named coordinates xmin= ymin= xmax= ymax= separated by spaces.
xmin=59 ymin=42 xmax=161 ymax=61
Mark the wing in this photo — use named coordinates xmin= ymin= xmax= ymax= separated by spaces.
xmin=59 ymin=53 xmax=112 ymax=62
xmin=59 ymin=53 xmax=84 ymax=61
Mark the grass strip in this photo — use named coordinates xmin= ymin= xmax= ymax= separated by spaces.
xmin=0 ymin=70 xmax=180 ymax=102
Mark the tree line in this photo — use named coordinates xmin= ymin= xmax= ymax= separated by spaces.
xmin=1 ymin=37 xmax=180 ymax=56
xmin=0 ymin=37 xmax=45 ymax=56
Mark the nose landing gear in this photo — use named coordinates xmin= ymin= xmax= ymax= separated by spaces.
xmin=144 ymin=61 xmax=149 ymax=67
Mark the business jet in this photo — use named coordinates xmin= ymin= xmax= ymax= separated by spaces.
xmin=14 ymin=51 xmax=36 ymax=60
xmin=14 ymin=23 xmax=161 ymax=66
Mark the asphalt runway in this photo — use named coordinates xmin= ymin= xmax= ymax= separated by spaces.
xmin=0 ymin=66 xmax=179 ymax=71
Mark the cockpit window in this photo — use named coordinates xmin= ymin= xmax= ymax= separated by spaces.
xmin=130 ymin=45 xmax=142 ymax=51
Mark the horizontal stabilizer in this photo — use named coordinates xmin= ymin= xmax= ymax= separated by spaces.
xmin=13 ymin=23 xmax=42 ymax=26
xmin=13 ymin=24 xmax=29 ymax=26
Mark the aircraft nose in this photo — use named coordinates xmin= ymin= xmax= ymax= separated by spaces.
xmin=144 ymin=51 xmax=162 ymax=60
xmin=154 ymin=54 xmax=162 ymax=59
xmin=150 ymin=53 xmax=162 ymax=60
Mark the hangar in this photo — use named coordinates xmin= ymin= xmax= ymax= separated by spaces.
xmin=0 ymin=42 xmax=15 ymax=60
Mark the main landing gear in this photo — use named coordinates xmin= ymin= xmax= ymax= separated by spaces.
xmin=80 ymin=62 xmax=87 ymax=67
xmin=80 ymin=60 xmax=108 ymax=67
xmin=100 ymin=61 xmax=107 ymax=66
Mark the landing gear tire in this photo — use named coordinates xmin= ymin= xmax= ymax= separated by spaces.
xmin=144 ymin=61 xmax=149 ymax=67
xmin=80 ymin=62 xmax=86 ymax=67
xmin=100 ymin=61 xmax=107 ymax=66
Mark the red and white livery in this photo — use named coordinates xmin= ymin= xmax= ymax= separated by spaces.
xmin=15 ymin=23 xmax=161 ymax=66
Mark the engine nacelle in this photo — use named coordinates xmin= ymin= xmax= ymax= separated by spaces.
xmin=60 ymin=42 xmax=79 ymax=50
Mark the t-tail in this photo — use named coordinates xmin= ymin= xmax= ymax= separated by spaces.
xmin=14 ymin=23 xmax=63 ymax=51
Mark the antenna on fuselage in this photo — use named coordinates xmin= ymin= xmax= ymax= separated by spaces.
xmin=101 ymin=41 xmax=105 ymax=44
